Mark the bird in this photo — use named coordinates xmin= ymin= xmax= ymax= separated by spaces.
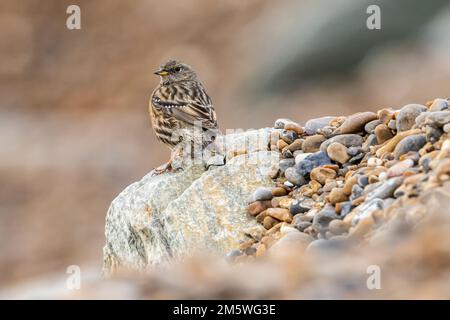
xmin=149 ymin=60 xmax=219 ymax=174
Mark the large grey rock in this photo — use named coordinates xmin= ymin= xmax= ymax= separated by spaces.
xmin=103 ymin=129 xmax=279 ymax=275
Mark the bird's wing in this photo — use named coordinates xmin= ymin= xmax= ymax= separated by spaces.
xmin=152 ymin=84 xmax=218 ymax=130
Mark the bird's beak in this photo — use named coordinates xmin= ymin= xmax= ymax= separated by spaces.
xmin=154 ymin=69 xmax=169 ymax=76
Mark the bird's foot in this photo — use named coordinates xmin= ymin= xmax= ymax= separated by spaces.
xmin=152 ymin=161 xmax=183 ymax=176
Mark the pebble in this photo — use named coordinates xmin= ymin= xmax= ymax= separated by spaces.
xmin=332 ymin=112 xmax=378 ymax=135
xmin=272 ymin=187 xmax=287 ymax=197
xmin=326 ymin=142 xmax=350 ymax=164
xmin=302 ymin=135 xmax=327 ymax=153
xmin=350 ymin=184 xmax=364 ymax=200
xmin=263 ymin=216 xmax=279 ymax=229
xmin=294 ymin=152 xmax=330 ymax=178
xmin=310 ymin=167 xmax=337 ymax=185
xmin=290 ymin=198 xmax=314 ymax=214
xmin=274 ymin=118 xmax=296 ymax=129
xmin=285 ymin=167 xmax=307 ymax=186
xmin=365 ymin=177 xmax=403 ymax=201
xmin=285 ymin=122 xmax=304 ymax=134
xmin=429 ymin=98 xmax=449 ymax=112
xmin=252 ymin=187 xmax=273 ymax=202
xmin=287 ymin=139 xmax=303 ymax=152
xmin=280 ymin=130 xmax=298 ymax=144
xmin=367 ymin=157 xmax=383 ymax=167
xmin=364 ymin=119 xmax=382 ymax=134
xmin=444 ymin=123 xmax=450 ymax=133
xmin=393 ymin=134 xmax=426 ymax=159
xmin=347 ymin=146 xmax=362 ymax=156
xmin=377 ymin=108 xmax=395 ymax=124
xmin=387 ymin=159 xmax=414 ymax=177
xmin=279 ymin=158 xmax=295 ymax=174
xmin=277 ymin=139 xmax=288 ymax=150
xmin=328 ymin=187 xmax=348 ymax=204
xmin=294 ymin=152 xmax=311 ymax=165
xmin=374 ymin=124 xmax=393 ymax=144
xmin=247 ymin=200 xmax=272 ymax=216
xmin=269 ymin=232 xmax=313 ymax=254
xmin=312 ymin=206 xmax=340 ymax=233
xmin=362 ymin=134 xmax=378 ymax=152
xmin=424 ymin=125 xmax=443 ymax=143
xmin=304 ymin=116 xmax=335 ymax=135
xmin=294 ymin=221 xmax=312 ymax=232
xmin=415 ymin=111 xmax=450 ymax=128
xmin=328 ymin=219 xmax=349 ymax=235
xmin=266 ymin=208 xmax=293 ymax=223
xmin=396 ymin=104 xmax=427 ymax=132
xmin=320 ymin=134 xmax=364 ymax=152
xmin=387 ymin=119 xmax=397 ymax=130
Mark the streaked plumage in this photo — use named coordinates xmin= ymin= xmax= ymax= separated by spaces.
xmin=149 ymin=60 xmax=218 ymax=172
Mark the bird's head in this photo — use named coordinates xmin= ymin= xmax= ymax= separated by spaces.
xmin=154 ymin=60 xmax=197 ymax=84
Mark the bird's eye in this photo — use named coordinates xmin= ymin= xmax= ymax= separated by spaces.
xmin=175 ymin=67 xmax=182 ymax=72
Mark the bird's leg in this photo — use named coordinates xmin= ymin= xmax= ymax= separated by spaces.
xmin=152 ymin=160 xmax=173 ymax=175
xmin=152 ymin=148 xmax=184 ymax=176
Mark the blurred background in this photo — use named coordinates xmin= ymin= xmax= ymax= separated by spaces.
xmin=1 ymin=0 xmax=450 ymax=292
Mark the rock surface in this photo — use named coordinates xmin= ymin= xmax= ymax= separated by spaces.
xmin=103 ymin=129 xmax=278 ymax=274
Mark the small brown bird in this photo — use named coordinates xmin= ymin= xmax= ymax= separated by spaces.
xmin=149 ymin=60 xmax=219 ymax=173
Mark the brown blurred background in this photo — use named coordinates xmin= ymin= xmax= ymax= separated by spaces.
xmin=1 ymin=0 xmax=450 ymax=290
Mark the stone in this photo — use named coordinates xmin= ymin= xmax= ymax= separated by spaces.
xmin=387 ymin=159 xmax=414 ymax=177
xmin=415 ymin=111 xmax=450 ymax=128
xmin=425 ymin=125 xmax=443 ymax=143
xmin=103 ymin=130 xmax=278 ymax=273
xmin=287 ymin=139 xmax=303 ymax=152
xmin=251 ymin=187 xmax=273 ymax=202
xmin=285 ymin=167 xmax=307 ymax=186
xmin=351 ymin=199 xmax=384 ymax=225
xmin=269 ymin=232 xmax=313 ymax=255
xmin=280 ymin=130 xmax=298 ymax=144
xmin=295 ymin=152 xmax=312 ymax=165
xmin=374 ymin=124 xmax=393 ymax=144
xmin=266 ymin=208 xmax=293 ymax=223
xmin=263 ymin=216 xmax=279 ymax=229
xmin=388 ymin=119 xmax=396 ymax=130
xmin=247 ymin=200 xmax=272 ymax=216
xmin=272 ymin=187 xmax=287 ymax=197
xmin=295 ymin=151 xmax=332 ymax=178
xmin=377 ymin=108 xmax=395 ymax=124
xmin=320 ymin=134 xmax=364 ymax=152
xmin=274 ymin=118 xmax=296 ymax=129
xmin=376 ymin=129 xmax=421 ymax=158
xmin=362 ymin=134 xmax=378 ymax=152
xmin=396 ymin=104 xmax=427 ymax=132
xmin=294 ymin=221 xmax=312 ymax=232
xmin=304 ymin=116 xmax=335 ymax=135
xmin=328 ymin=188 xmax=348 ymax=204
xmin=312 ymin=206 xmax=340 ymax=233
xmin=285 ymin=122 xmax=304 ymax=134
xmin=365 ymin=177 xmax=403 ymax=201
xmin=347 ymin=146 xmax=362 ymax=157
xmin=332 ymin=112 xmax=378 ymax=135
xmin=367 ymin=157 xmax=383 ymax=167
xmin=279 ymin=158 xmax=295 ymax=174
xmin=328 ymin=219 xmax=349 ymax=235
xmin=429 ymin=98 xmax=449 ymax=112
xmin=326 ymin=142 xmax=350 ymax=164
xmin=290 ymin=198 xmax=314 ymax=214
xmin=364 ymin=119 xmax=382 ymax=134
xmin=443 ymin=123 xmax=450 ymax=133
xmin=277 ymin=139 xmax=288 ymax=150
xmin=310 ymin=167 xmax=337 ymax=185
xmin=302 ymin=135 xmax=326 ymax=153
xmin=393 ymin=134 xmax=426 ymax=159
